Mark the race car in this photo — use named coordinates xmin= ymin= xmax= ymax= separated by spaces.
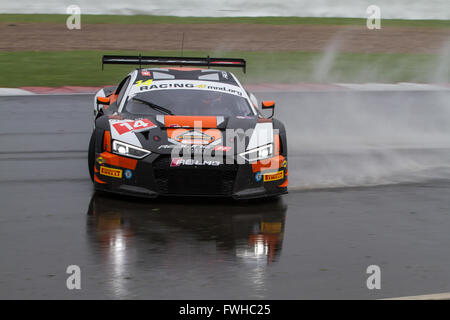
xmin=88 ymin=55 xmax=288 ymax=199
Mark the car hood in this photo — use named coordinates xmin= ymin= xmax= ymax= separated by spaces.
xmin=107 ymin=114 xmax=273 ymax=155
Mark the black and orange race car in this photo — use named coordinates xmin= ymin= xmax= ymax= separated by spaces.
xmin=88 ymin=55 xmax=288 ymax=199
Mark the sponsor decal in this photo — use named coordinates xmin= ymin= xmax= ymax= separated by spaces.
xmin=134 ymin=79 xmax=153 ymax=87
xmin=170 ymin=158 xmax=221 ymax=167
xmin=124 ymin=169 xmax=133 ymax=179
xmin=158 ymin=144 xmax=174 ymax=150
xmin=255 ymin=172 xmax=262 ymax=182
xmin=261 ymin=222 xmax=282 ymax=234
xmin=96 ymin=156 xmax=106 ymax=165
xmin=170 ymin=158 xmax=181 ymax=167
xmin=158 ymin=144 xmax=224 ymax=152
xmin=282 ymin=160 xmax=287 ymax=168
xmin=132 ymin=80 xmax=244 ymax=97
xmin=100 ymin=166 xmax=122 ymax=178
xmin=205 ymin=84 xmax=243 ymax=97
xmin=112 ymin=119 xmax=156 ymax=135
xmin=140 ymin=82 xmax=194 ymax=91
xmin=141 ymin=70 xmax=151 ymax=77
xmin=263 ymin=170 xmax=284 ymax=182
xmin=213 ymin=145 xmax=232 ymax=152
xmin=175 ymin=130 xmax=214 ymax=145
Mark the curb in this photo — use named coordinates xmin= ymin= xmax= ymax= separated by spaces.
xmin=0 ymin=83 xmax=449 ymax=96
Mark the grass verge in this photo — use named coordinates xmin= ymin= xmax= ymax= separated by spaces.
xmin=0 ymin=14 xmax=449 ymax=28
xmin=0 ymin=50 xmax=447 ymax=87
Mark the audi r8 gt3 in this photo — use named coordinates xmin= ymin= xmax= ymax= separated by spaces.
xmin=88 ymin=55 xmax=288 ymax=199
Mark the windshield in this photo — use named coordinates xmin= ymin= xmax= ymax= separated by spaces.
xmin=124 ymin=89 xmax=253 ymax=116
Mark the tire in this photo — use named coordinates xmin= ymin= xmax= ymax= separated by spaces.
xmin=88 ymin=130 xmax=96 ymax=182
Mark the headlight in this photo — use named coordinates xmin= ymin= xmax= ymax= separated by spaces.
xmin=112 ymin=140 xmax=151 ymax=159
xmin=239 ymin=143 xmax=273 ymax=162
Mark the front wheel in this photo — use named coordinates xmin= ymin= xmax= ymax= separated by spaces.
xmin=88 ymin=131 xmax=95 ymax=182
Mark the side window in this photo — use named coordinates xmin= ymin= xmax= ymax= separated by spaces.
xmin=116 ymin=76 xmax=131 ymax=107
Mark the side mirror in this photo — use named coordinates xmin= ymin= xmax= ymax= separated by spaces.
xmin=261 ymin=100 xmax=275 ymax=118
xmin=97 ymin=96 xmax=110 ymax=105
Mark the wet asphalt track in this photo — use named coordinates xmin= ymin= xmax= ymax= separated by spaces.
xmin=1 ymin=92 xmax=450 ymax=299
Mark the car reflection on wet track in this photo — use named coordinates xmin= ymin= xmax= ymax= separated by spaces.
xmin=87 ymin=193 xmax=286 ymax=264
xmin=86 ymin=193 xmax=286 ymax=297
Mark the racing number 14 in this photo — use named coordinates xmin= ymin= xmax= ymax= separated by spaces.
xmin=113 ymin=119 xmax=156 ymax=135
xmin=120 ymin=120 xmax=149 ymax=130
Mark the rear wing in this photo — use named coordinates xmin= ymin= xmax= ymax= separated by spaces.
xmin=102 ymin=55 xmax=246 ymax=73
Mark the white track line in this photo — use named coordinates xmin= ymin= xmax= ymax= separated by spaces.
xmin=0 ymin=88 xmax=35 ymax=96
xmin=382 ymin=292 xmax=450 ymax=300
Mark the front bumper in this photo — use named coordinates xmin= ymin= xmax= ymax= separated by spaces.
xmin=93 ymin=152 xmax=288 ymax=199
